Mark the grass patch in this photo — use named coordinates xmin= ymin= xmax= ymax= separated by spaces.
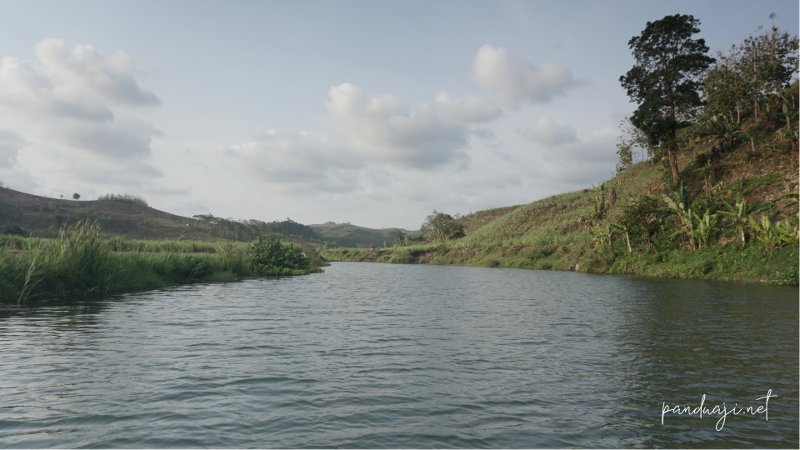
xmin=0 ymin=222 xmax=322 ymax=305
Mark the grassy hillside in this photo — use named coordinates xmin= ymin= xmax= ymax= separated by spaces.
xmin=310 ymin=221 xmax=414 ymax=248
xmin=322 ymin=121 xmax=799 ymax=285
xmin=0 ymin=188 xmax=319 ymax=247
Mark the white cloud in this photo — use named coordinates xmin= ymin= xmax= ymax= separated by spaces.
xmin=34 ymin=38 xmax=161 ymax=106
xmin=517 ymin=117 xmax=577 ymax=146
xmin=472 ymin=44 xmax=577 ymax=107
xmin=327 ymin=83 xmax=501 ymax=169
xmin=0 ymin=39 xmax=164 ymax=192
xmin=227 ymin=85 xmax=504 ymax=198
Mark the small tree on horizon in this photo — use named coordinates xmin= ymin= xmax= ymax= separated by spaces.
xmin=73 ymin=193 xmax=80 ymax=200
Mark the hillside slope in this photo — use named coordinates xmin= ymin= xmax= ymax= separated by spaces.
xmin=323 ymin=125 xmax=799 ymax=285
xmin=0 ymin=188 xmax=319 ymax=246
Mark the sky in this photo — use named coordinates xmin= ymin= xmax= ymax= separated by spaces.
xmin=0 ymin=0 xmax=797 ymax=229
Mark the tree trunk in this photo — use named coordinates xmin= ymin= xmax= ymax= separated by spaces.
xmin=667 ymin=145 xmax=681 ymax=185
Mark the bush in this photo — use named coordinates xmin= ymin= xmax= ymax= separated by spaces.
xmin=619 ymin=196 xmax=672 ymax=251
xmin=247 ymin=237 xmax=312 ymax=276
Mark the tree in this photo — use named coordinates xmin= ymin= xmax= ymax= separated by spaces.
xmin=72 ymin=193 xmax=80 ymax=200
xmin=620 ymin=14 xmax=714 ymax=185
xmin=420 ymin=210 xmax=465 ymax=243
xmin=738 ymin=23 xmax=798 ymax=126
xmin=393 ymin=230 xmax=408 ymax=247
xmin=697 ymin=21 xmax=798 ymax=153
xmin=616 ymin=117 xmax=652 ymax=172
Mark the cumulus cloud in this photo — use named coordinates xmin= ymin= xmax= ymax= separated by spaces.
xmin=327 ymin=83 xmax=501 ymax=169
xmin=517 ymin=117 xmax=577 ymax=146
xmin=0 ymin=39 xmax=163 ymax=190
xmin=228 ymin=84 xmax=503 ymax=193
xmin=34 ymin=38 xmax=161 ymax=106
xmin=472 ymin=44 xmax=577 ymax=107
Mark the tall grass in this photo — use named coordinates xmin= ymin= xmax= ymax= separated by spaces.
xmin=0 ymin=222 xmax=321 ymax=305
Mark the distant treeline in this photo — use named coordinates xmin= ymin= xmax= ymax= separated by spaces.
xmin=192 ymin=214 xmax=320 ymax=242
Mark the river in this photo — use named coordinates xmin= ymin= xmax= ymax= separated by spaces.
xmin=1 ymin=262 xmax=797 ymax=448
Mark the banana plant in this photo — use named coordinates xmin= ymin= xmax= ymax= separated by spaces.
xmin=692 ymin=209 xmax=718 ymax=248
xmin=662 ymin=193 xmax=697 ymax=250
xmin=719 ymin=196 xmax=765 ymax=246
xmin=749 ymin=214 xmax=800 ymax=247
xmin=591 ymin=224 xmax=613 ymax=249
xmin=609 ymin=223 xmax=633 ymax=254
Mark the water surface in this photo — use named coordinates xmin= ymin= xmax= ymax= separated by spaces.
xmin=1 ymin=262 xmax=797 ymax=447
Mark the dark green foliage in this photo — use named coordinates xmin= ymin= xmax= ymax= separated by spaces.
xmin=247 ymin=237 xmax=313 ymax=276
xmin=620 ymin=14 xmax=714 ymax=185
xmin=619 ymin=195 xmax=673 ymax=251
xmin=266 ymin=218 xmax=319 ymax=240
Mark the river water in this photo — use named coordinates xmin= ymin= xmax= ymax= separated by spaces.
xmin=0 ymin=262 xmax=797 ymax=448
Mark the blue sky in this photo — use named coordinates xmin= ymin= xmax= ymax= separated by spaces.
xmin=0 ymin=0 xmax=797 ymax=228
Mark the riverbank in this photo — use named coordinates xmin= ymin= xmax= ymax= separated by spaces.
xmin=0 ymin=221 xmax=322 ymax=305
xmin=321 ymin=241 xmax=798 ymax=286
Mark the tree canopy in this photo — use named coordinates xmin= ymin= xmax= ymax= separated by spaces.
xmin=619 ymin=14 xmax=714 ymax=185
xmin=421 ymin=210 xmax=465 ymax=243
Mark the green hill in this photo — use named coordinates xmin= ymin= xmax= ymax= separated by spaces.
xmin=310 ymin=222 xmax=415 ymax=248
xmin=0 ymin=188 xmax=320 ymax=247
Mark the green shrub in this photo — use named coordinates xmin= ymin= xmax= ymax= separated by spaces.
xmin=247 ymin=237 xmax=313 ymax=276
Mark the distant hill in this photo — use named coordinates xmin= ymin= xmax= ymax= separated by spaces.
xmin=0 ymin=186 xmax=415 ymax=249
xmin=0 ymin=187 xmax=319 ymax=246
xmin=310 ymin=222 xmax=416 ymax=248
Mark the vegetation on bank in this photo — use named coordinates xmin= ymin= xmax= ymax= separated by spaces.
xmin=0 ymin=221 xmax=322 ymax=305
xmin=322 ymin=16 xmax=799 ymax=286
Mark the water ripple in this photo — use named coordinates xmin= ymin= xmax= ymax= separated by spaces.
xmin=0 ymin=263 xmax=797 ymax=448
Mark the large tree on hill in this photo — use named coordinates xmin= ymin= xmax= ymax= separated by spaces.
xmin=620 ymin=14 xmax=714 ymax=185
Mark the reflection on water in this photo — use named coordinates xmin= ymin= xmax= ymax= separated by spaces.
xmin=0 ymin=263 xmax=797 ymax=448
